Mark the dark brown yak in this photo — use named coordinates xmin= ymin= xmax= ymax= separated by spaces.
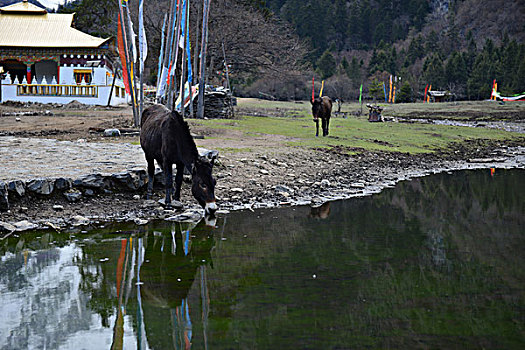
xmin=311 ymin=96 xmax=332 ymax=137
xmin=140 ymin=104 xmax=217 ymax=214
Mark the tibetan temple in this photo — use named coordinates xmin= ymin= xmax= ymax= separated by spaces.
xmin=0 ymin=0 xmax=128 ymax=105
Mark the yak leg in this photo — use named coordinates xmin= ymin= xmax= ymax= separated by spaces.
xmin=315 ymin=119 xmax=319 ymax=137
xmin=323 ymin=117 xmax=330 ymax=136
xmin=163 ymin=162 xmax=173 ymax=208
xmin=174 ymin=161 xmax=184 ymax=201
xmin=146 ymin=157 xmax=155 ymax=199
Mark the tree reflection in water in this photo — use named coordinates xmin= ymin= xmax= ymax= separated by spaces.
xmin=0 ymin=169 xmax=523 ymax=349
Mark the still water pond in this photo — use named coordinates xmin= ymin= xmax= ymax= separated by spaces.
xmin=1 ymin=169 xmax=524 ymax=349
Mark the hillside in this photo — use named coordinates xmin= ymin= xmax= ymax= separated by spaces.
xmin=254 ymin=0 xmax=525 ymax=100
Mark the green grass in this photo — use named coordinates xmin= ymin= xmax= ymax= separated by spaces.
xmin=194 ymin=111 xmax=521 ymax=154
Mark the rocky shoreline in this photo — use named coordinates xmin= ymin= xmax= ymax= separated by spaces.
xmin=1 ymin=136 xmax=523 ymax=235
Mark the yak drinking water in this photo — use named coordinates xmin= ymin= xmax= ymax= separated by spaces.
xmin=311 ymin=96 xmax=333 ymax=137
xmin=140 ymin=104 xmax=217 ymax=214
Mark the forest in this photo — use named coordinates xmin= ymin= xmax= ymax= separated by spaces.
xmin=53 ymin=0 xmax=525 ymax=101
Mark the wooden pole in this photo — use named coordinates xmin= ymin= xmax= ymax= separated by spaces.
xmin=168 ymin=0 xmax=183 ymax=109
xmin=221 ymin=42 xmax=230 ymax=92
xmin=192 ymin=1 xmax=201 ymax=117
xmin=182 ymin=0 xmax=193 ymax=118
xmin=197 ymin=0 xmax=211 ymax=119
xmin=161 ymin=0 xmax=176 ymax=105
xmin=106 ymin=69 xmax=118 ymax=107
xmin=138 ymin=1 xmax=143 ymax=119
xmin=124 ymin=4 xmax=139 ymax=126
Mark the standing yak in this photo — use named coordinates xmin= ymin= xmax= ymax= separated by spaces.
xmin=311 ymin=96 xmax=332 ymax=137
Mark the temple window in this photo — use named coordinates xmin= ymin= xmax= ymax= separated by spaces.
xmin=73 ymin=69 xmax=92 ymax=84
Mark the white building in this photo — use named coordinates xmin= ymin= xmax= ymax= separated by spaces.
xmin=0 ymin=0 xmax=128 ymax=106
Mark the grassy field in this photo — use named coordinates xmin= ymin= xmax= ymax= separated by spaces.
xmin=193 ymin=99 xmax=524 ymax=154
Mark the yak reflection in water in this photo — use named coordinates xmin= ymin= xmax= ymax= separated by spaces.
xmin=110 ymin=220 xmax=216 ymax=350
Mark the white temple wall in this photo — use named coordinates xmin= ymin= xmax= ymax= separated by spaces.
xmin=1 ymin=74 xmax=128 ymax=106
xmin=58 ymin=67 xmax=75 ymax=85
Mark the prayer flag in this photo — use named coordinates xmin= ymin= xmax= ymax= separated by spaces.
xmin=311 ymin=76 xmax=315 ymax=102
xmin=126 ymin=9 xmax=137 ymax=63
xmin=359 ymin=83 xmax=363 ymax=104
xmin=156 ymin=15 xmax=167 ymax=99
xmin=185 ymin=2 xmax=192 ymax=84
xmin=138 ymin=0 xmax=148 ymax=71
xmin=117 ymin=13 xmax=131 ymax=94
xmin=389 ymin=75 xmax=392 ymax=103
xmin=320 ymin=80 xmax=324 ymax=97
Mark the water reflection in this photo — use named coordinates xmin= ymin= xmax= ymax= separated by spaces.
xmin=0 ymin=169 xmax=523 ymax=349
xmin=0 ymin=220 xmax=215 ymax=350
xmin=308 ymin=202 xmax=331 ymax=219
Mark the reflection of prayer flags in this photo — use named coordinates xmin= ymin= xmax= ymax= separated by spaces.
xmin=359 ymin=83 xmax=363 ymax=104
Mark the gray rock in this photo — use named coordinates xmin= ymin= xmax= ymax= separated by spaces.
xmin=64 ymin=190 xmax=82 ymax=202
xmin=165 ymin=209 xmax=204 ymax=223
xmin=55 ymin=178 xmax=72 ymax=191
xmin=198 ymin=147 xmax=219 ymax=162
xmin=112 ymin=170 xmax=147 ymax=190
xmin=8 ymin=180 xmax=25 ymax=197
xmin=53 ymin=205 xmax=64 ymax=211
xmin=275 ymin=184 xmax=293 ymax=194
xmin=320 ymin=179 xmax=331 ymax=188
xmin=27 ymin=178 xmax=54 ymax=195
xmin=141 ymin=199 xmax=157 ymax=208
xmin=13 ymin=220 xmax=38 ymax=231
xmin=134 ymin=218 xmax=149 ymax=225
xmin=0 ymin=181 xmax=8 ymax=211
xmin=104 ymin=128 xmax=121 ymax=137
xmin=71 ymin=215 xmax=89 ymax=226
xmin=0 ymin=221 xmax=16 ymax=233
xmin=73 ymin=174 xmax=109 ymax=190
xmin=84 ymin=189 xmax=95 ymax=196
xmin=157 ymin=198 xmax=183 ymax=209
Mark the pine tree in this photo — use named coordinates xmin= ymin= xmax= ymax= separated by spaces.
xmin=316 ymin=50 xmax=336 ymax=79
xmin=396 ymin=82 xmax=412 ymax=103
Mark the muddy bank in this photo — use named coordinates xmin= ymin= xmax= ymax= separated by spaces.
xmin=1 ymin=138 xmax=524 ymax=235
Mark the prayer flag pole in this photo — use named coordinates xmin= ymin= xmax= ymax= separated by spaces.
xmin=117 ymin=0 xmax=138 ymax=127
xmin=197 ymin=0 xmax=211 ymax=119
